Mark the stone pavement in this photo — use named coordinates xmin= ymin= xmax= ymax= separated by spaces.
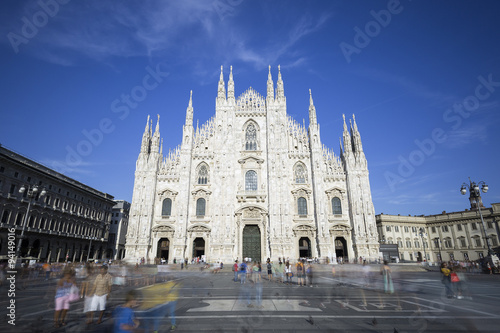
xmin=3 ymin=263 xmax=499 ymax=332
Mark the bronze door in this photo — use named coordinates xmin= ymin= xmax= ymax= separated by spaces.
xmin=243 ymin=225 xmax=261 ymax=262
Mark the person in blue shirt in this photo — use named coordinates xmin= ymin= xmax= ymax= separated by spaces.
xmin=113 ymin=290 xmax=140 ymax=333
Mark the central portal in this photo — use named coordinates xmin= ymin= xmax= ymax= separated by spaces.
xmin=242 ymin=225 xmax=261 ymax=262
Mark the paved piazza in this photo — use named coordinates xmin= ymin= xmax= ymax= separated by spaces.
xmin=1 ymin=264 xmax=499 ymax=332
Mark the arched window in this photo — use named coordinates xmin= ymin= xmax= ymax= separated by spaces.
xmin=245 ymin=170 xmax=257 ymax=191
xmin=198 ymin=164 xmax=208 ymax=184
xmin=245 ymin=124 xmax=257 ymax=150
xmin=295 ymin=164 xmax=306 ymax=183
xmin=196 ymin=198 xmax=206 ymax=216
xmin=298 ymin=197 xmax=307 ymax=215
xmin=332 ymin=197 xmax=342 ymax=214
xmin=162 ymin=198 xmax=172 ymax=217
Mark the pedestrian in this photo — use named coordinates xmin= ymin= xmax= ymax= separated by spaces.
xmin=53 ymin=269 xmax=76 ymax=328
xmin=487 ymin=262 xmax=492 ymax=274
xmin=252 ymin=261 xmax=260 ymax=281
xmin=142 ymin=277 xmax=180 ymax=332
xmin=285 ymin=261 xmax=292 ymax=285
xmin=440 ymin=262 xmax=454 ymax=298
xmin=82 ymin=263 xmax=96 ymax=325
xmin=233 ymin=260 xmax=239 ymax=282
xmin=43 ymin=262 xmax=51 ymax=280
xmin=89 ymin=265 xmax=113 ymax=324
xmin=266 ymin=260 xmax=273 ymax=282
xmin=275 ymin=261 xmax=284 ymax=283
xmin=113 ymin=290 xmax=140 ymax=333
xmin=306 ymin=263 xmax=313 ymax=287
xmin=296 ymin=260 xmax=305 ymax=286
xmin=239 ymin=260 xmax=247 ymax=284
xmin=380 ymin=260 xmax=394 ymax=294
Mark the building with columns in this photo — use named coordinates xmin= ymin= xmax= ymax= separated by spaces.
xmin=0 ymin=144 xmax=114 ymax=263
xmin=125 ymin=66 xmax=379 ymax=264
xmin=376 ymin=203 xmax=500 ymax=263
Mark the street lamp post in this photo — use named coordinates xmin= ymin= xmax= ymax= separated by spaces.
xmin=16 ymin=185 xmax=46 ymax=265
xmin=416 ymin=227 xmax=427 ymax=264
xmin=460 ymin=178 xmax=493 ymax=256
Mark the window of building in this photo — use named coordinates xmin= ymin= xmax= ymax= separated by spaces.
xmin=295 ymin=164 xmax=306 ymax=183
xmin=196 ymin=198 xmax=206 ymax=216
xmin=415 ymin=241 xmax=420 ymax=248
xmin=431 ymin=226 xmax=436 ymax=233
xmin=245 ymin=170 xmax=257 ymax=191
xmin=298 ymin=197 xmax=307 ymax=216
xmin=474 ymin=237 xmax=481 ymax=247
xmin=434 ymin=239 xmax=440 ymax=248
xmin=491 ymin=236 xmax=499 ymax=247
xmin=397 ymin=240 xmax=403 ymax=248
xmin=1 ymin=210 xmax=10 ymax=224
xmin=28 ymin=216 xmax=35 ymax=228
xmin=9 ymin=184 xmax=16 ymax=194
xmin=460 ymin=238 xmax=467 ymax=247
xmin=245 ymin=123 xmax=257 ymax=150
xmin=198 ymin=164 xmax=208 ymax=185
xmin=412 ymin=227 xmax=417 ymax=233
xmin=386 ymin=226 xmax=391 ymax=232
xmin=404 ymin=226 xmax=409 ymax=233
xmin=332 ymin=197 xmax=342 ymax=215
xmin=54 ymin=198 xmax=60 ymax=208
xmin=15 ymin=213 xmax=24 ymax=225
xmin=0 ymin=166 xmax=4 ymax=172
xmin=471 ymin=223 xmax=477 ymax=230
xmin=442 ymin=226 xmax=449 ymax=232
xmin=487 ymin=221 xmax=493 ymax=229
xmin=444 ymin=238 xmax=452 ymax=248
xmin=457 ymin=224 xmax=462 ymax=231
xmin=40 ymin=217 xmax=46 ymax=229
xmin=27 ymin=177 xmax=31 ymax=182
xmin=162 ymin=198 xmax=172 ymax=217
xmin=14 ymin=172 xmax=18 ymax=178
xmin=406 ymin=240 xmax=412 ymax=248
xmin=395 ymin=226 xmax=399 ymax=232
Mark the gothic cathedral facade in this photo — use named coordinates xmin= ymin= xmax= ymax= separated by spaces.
xmin=124 ymin=66 xmax=379 ymax=264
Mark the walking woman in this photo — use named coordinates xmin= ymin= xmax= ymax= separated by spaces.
xmin=380 ymin=260 xmax=394 ymax=294
xmin=54 ymin=269 xmax=76 ymax=327
xmin=440 ymin=262 xmax=454 ymax=298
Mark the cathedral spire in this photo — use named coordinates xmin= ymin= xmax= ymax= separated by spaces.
xmin=277 ymin=65 xmax=284 ymax=100
xmin=308 ymin=89 xmax=317 ymax=125
xmin=140 ymin=115 xmax=151 ymax=154
xmin=267 ymin=65 xmax=274 ymax=100
xmin=227 ymin=65 xmax=235 ymax=102
xmin=185 ymin=90 xmax=193 ymax=126
xmin=217 ymin=65 xmax=226 ymax=101
xmin=151 ymin=114 xmax=160 ymax=153
xmin=352 ymin=114 xmax=364 ymax=153
xmin=342 ymin=114 xmax=352 ymax=153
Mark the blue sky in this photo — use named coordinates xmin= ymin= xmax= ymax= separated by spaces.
xmin=1 ymin=0 xmax=499 ymax=216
